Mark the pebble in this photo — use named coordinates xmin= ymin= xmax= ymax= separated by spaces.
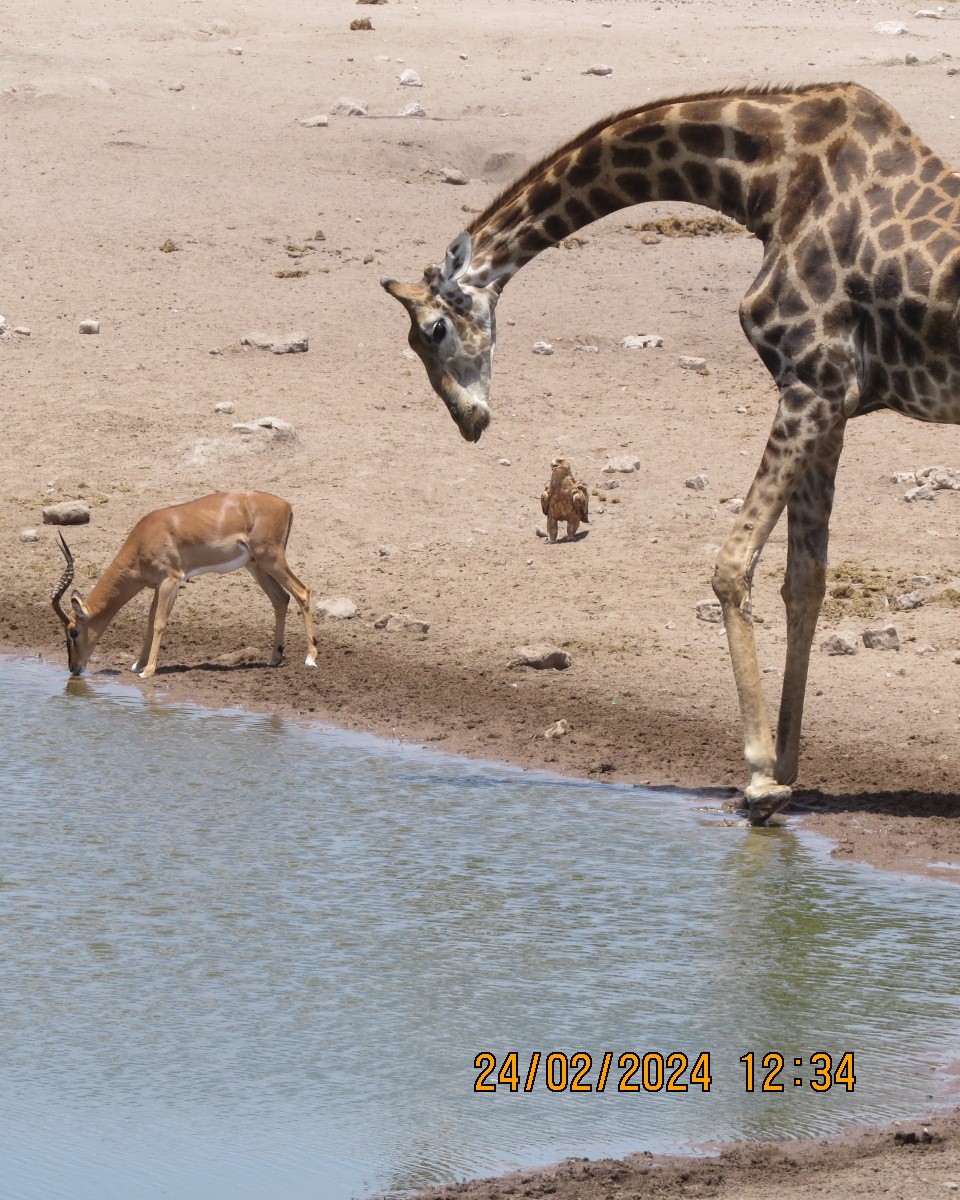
xmin=214 ymin=401 xmax=236 ymax=414
xmin=862 ymin=624 xmax=901 ymax=651
xmin=228 ymin=46 xmax=243 ymax=55
xmin=232 ymin=415 xmax=298 ymax=441
xmin=573 ymin=343 xmax=599 ymax=354
xmin=241 ymin=331 xmax=309 ymax=354
xmin=79 ymin=319 xmax=100 ymax=334
xmin=315 ymin=596 xmax=359 ymax=620
xmin=895 ymin=589 xmax=924 ymax=611
xmin=905 ymin=483 xmax=937 ymax=502
xmin=874 ymin=20 xmax=908 ymax=33
xmin=535 ymin=526 xmax=547 ymax=538
xmin=299 ymin=114 xmax=329 ymax=127
xmin=892 ymin=470 xmax=916 ymax=484
xmin=680 ymin=355 xmax=708 ymax=371
xmin=42 ymin=500 xmax=91 ymax=526
xmin=916 ymin=464 xmax=960 ymax=490
xmin=603 ymin=456 xmax=641 ymax=473
xmin=602 ymin=20 xmax=612 ymax=27
xmin=0 ymin=315 xmax=6 ymax=331
xmin=398 ymin=101 xmax=426 ymax=117
xmin=915 ymin=8 xmax=944 ymax=17
xmin=374 ymin=612 xmax=430 ymax=634
xmin=442 ymin=167 xmax=468 ymax=185
xmin=724 ymin=497 xmax=744 ymax=513
xmin=906 ymin=52 xmax=921 ymax=64
xmin=621 ymin=333 xmax=663 ymax=349
xmin=532 ymin=341 xmax=555 ymax=355
xmin=168 ymin=81 xmax=185 ymax=91
xmin=821 ymin=632 xmax=859 ymax=656
xmin=521 ymin=72 xmax=532 ymax=81
xmin=13 ymin=326 xmax=30 ymax=336
xmin=459 ymin=53 xmax=468 ymax=60
xmin=544 ymin=719 xmax=569 ymax=740
xmin=916 ymin=642 xmax=937 ymax=655
xmin=329 ymin=97 xmax=368 ymax=116
xmin=507 ymin=644 xmax=572 ymax=670
xmin=19 ymin=528 xmax=40 ymax=543
xmin=696 ymin=599 xmax=723 ymax=623
xmin=498 ymin=458 xmax=512 ymax=466
xmin=398 ymin=68 xmax=423 ymax=87
xmin=582 ymin=64 xmax=613 ymax=75
xmin=685 ymin=473 xmax=708 ymax=491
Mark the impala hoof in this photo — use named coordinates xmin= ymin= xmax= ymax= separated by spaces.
xmin=304 ymin=655 xmax=317 ymax=668
xmin=138 ymin=668 xmax=155 ymax=681
xmin=743 ymin=782 xmax=792 ymax=825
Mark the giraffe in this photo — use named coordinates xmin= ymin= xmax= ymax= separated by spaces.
xmin=381 ymin=82 xmax=960 ymax=823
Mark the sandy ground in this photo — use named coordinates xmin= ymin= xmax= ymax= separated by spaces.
xmin=4 ymin=0 xmax=960 ymax=1194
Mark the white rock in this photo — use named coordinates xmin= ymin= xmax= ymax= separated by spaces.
xmin=582 ymin=63 xmax=613 ymax=75
xmin=696 ymin=598 xmax=723 ymax=623
xmin=214 ymin=401 xmax=236 ymax=414
xmin=724 ymin=497 xmax=744 ymax=513
xmin=507 ymin=644 xmax=572 ymax=670
xmin=79 ymin=319 xmax=100 ymax=334
xmin=685 ymin=473 xmax=708 ymax=491
xmin=374 ymin=612 xmax=430 ymax=634
xmin=915 ymin=8 xmax=943 ymax=17
xmin=232 ymin=415 xmax=297 ymax=441
xmin=241 ymin=331 xmax=309 ymax=354
xmin=874 ymin=20 xmax=908 ymax=33
xmin=19 ymin=528 xmax=40 ymax=543
xmin=916 ymin=643 xmax=937 ymax=655
xmin=862 ymin=624 xmax=900 ymax=651
xmin=535 ymin=526 xmax=548 ymax=538
xmin=603 ymin=456 xmax=641 ymax=473
xmin=602 ymin=21 xmax=612 ymax=27
xmin=229 ymin=46 xmax=243 ymax=55
xmin=573 ymin=343 xmax=599 ymax=353
xmin=532 ymin=341 xmax=555 ymax=355
xmin=916 ymin=465 xmax=960 ymax=490
xmin=544 ymin=719 xmax=569 ymax=740
xmin=442 ymin=166 xmax=468 ymax=185
xmin=821 ymin=631 xmax=859 ymax=656
xmin=398 ymin=68 xmax=423 ymax=87
xmin=329 ymin=97 xmax=368 ymax=116
xmin=498 ymin=458 xmax=512 ymax=466
xmin=895 ymin=589 xmax=925 ymax=611
xmin=905 ymin=52 xmax=920 ymax=64
xmin=315 ymin=596 xmax=358 ymax=620
xmin=168 ymin=81 xmax=185 ymax=91
xmin=42 ymin=500 xmax=91 ymax=526
xmin=459 ymin=53 xmax=468 ymax=60
xmin=621 ymin=333 xmax=663 ymax=349
xmin=299 ymin=114 xmax=329 ymax=127
xmin=680 ymin=355 xmax=708 ymax=370
xmin=905 ymin=483 xmax=937 ymax=502
xmin=0 ymin=315 xmax=6 ymax=331
xmin=892 ymin=470 xmax=916 ymax=484
xmin=521 ymin=72 xmax=532 ymax=82
xmin=13 ymin=327 xmax=30 ymax=336
xmin=398 ymin=101 xmax=426 ymax=117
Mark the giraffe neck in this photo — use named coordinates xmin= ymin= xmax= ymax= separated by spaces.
xmin=463 ymin=86 xmax=825 ymax=288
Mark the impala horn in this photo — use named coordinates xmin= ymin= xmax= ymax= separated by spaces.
xmin=51 ymin=533 xmax=75 ymax=628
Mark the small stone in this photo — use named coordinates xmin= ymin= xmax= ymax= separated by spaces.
xmin=241 ymin=331 xmax=309 ymax=354
xmin=621 ymin=333 xmax=663 ymax=349
xmin=916 ymin=464 xmax=960 ymax=490
xmin=603 ymin=456 xmax=641 ymax=474
xmin=459 ymin=53 xmax=468 ymax=60
xmin=912 ymin=575 xmax=934 ymax=586
xmin=874 ymin=20 xmax=908 ymax=33
xmin=228 ymin=46 xmax=243 ymax=54
xmin=398 ymin=68 xmax=423 ymax=87
xmin=19 ymin=528 xmax=40 ymax=543
xmin=315 ymin=596 xmax=359 ymax=620
xmin=214 ymin=401 xmax=236 ymax=414
xmin=535 ymin=526 xmax=548 ymax=538
xmin=916 ymin=643 xmax=937 ymax=655
xmin=378 ymin=544 xmax=398 ymax=557
xmin=905 ymin=52 xmax=920 ymax=64
xmin=895 ymin=589 xmax=924 ymax=611
xmin=374 ymin=612 xmax=430 ymax=634
xmin=0 ymin=315 xmax=6 ymax=331
xmin=521 ymin=72 xmax=532 ymax=81
xmin=582 ymin=63 xmax=613 ymax=75
xmin=532 ymin=341 xmax=554 ymax=355
xmin=544 ymin=719 xmax=569 ymax=740
xmin=442 ymin=167 xmax=468 ymax=185
xmin=350 ymin=16 xmax=373 ymax=29
xmin=905 ymin=483 xmax=937 ymax=502
xmin=680 ymin=355 xmax=707 ymax=371
xmin=736 ymin=405 xmax=748 ymax=414
xmin=329 ymin=97 xmax=368 ymax=116
xmin=601 ymin=20 xmax=612 ymax=27
xmin=892 ymin=470 xmax=916 ymax=484
xmin=862 ymin=624 xmax=901 ymax=651
xmin=299 ymin=114 xmax=329 ymax=127
xmin=159 ymin=239 xmax=179 ymax=252
xmin=79 ymin=319 xmax=100 ymax=334
xmin=573 ymin=343 xmax=599 ymax=354
xmin=507 ymin=644 xmax=572 ymax=670
xmin=696 ymin=599 xmax=723 ymax=623
xmin=915 ymin=8 xmax=943 ymax=17
xmin=232 ymin=415 xmax=297 ymax=441
xmin=42 ymin=500 xmax=91 ymax=526
xmin=685 ymin=473 xmax=708 ymax=491
xmin=821 ymin=632 xmax=859 ymax=656
xmin=13 ymin=326 xmax=30 ymax=336
xmin=724 ymin=497 xmax=744 ymax=513
xmin=498 ymin=458 xmax=512 ymax=466
xmin=398 ymin=101 xmax=426 ymax=117
xmin=168 ymin=81 xmax=185 ymax=91
xmin=953 ymin=653 xmax=960 ymax=665
xmin=640 ymin=232 xmax=661 ymax=245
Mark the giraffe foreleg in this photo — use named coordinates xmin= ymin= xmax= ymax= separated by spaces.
xmin=712 ymin=381 xmax=840 ymax=823
xmin=774 ymin=420 xmax=846 ymax=789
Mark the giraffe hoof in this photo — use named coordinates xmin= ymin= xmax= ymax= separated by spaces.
xmin=743 ymin=782 xmax=792 ymax=825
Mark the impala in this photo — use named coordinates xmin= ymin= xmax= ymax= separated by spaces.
xmin=51 ymin=491 xmax=319 ymax=679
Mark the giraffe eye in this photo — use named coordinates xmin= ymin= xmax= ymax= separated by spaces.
xmin=430 ymin=319 xmax=448 ymax=344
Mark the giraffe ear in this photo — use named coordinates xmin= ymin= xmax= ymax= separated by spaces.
xmin=442 ymin=232 xmax=473 ymax=283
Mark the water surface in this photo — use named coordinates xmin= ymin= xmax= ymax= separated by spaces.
xmin=1 ymin=656 xmax=959 ymax=1199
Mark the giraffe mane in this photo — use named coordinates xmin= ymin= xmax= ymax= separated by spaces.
xmin=466 ymin=81 xmax=858 ymax=235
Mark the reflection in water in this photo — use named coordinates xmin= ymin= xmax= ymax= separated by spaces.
xmin=1 ymin=656 xmax=960 ymax=1200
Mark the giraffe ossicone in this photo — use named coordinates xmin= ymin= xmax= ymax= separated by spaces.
xmin=382 ymin=82 xmax=960 ymax=820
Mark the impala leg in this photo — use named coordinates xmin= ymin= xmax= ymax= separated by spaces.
xmin=131 ymin=588 xmax=161 ymax=673
xmin=260 ymin=553 xmax=318 ymax=668
xmin=774 ymin=420 xmax=846 ymax=789
xmin=712 ymin=381 xmax=839 ymax=823
xmin=246 ymin=564 xmax=289 ymax=666
xmin=138 ymin=575 xmax=182 ymax=680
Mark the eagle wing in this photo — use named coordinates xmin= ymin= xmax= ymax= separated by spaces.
xmin=573 ymin=482 xmax=589 ymax=523
xmin=541 ymin=485 xmax=552 ymax=516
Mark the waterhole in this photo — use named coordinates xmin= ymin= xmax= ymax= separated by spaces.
xmin=1 ymin=656 xmax=959 ymax=1199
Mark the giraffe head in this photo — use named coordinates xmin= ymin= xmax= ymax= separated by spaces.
xmin=381 ymin=233 xmax=496 ymax=442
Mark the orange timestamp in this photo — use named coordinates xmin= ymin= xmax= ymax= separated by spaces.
xmin=473 ymin=1050 xmax=714 ymax=1093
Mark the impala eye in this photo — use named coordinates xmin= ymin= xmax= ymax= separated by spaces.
xmin=68 ymin=629 xmax=79 ymax=640
xmin=430 ymin=319 xmax=447 ymax=344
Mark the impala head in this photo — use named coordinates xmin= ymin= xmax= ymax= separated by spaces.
xmin=51 ymin=534 xmax=94 ymax=676
xmin=381 ymin=232 xmax=497 ymax=442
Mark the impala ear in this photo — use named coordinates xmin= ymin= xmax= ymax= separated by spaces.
xmin=70 ymin=592 xmax=90 ymax=620
xmin=442 ymin=232 xmax=473 ymax=283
